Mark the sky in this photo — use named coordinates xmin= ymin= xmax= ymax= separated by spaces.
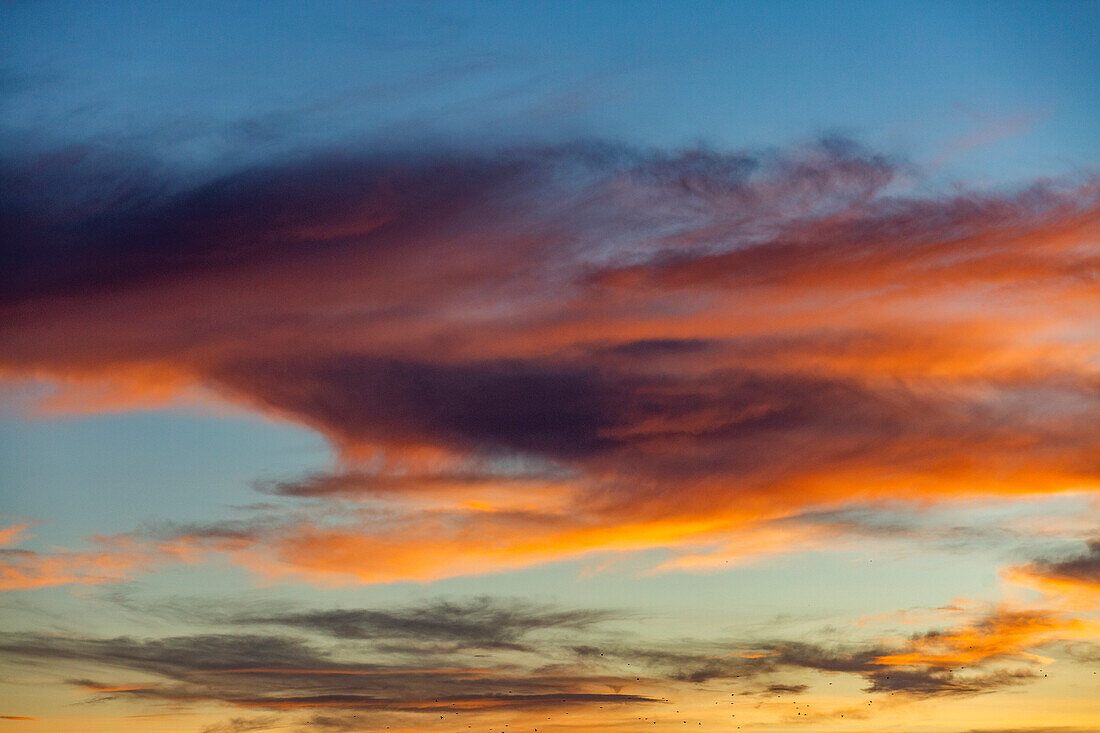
xmin=1 ymin=1 xmax=1099 ymax=731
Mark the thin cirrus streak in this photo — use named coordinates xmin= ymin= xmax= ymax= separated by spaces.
xmin=0 ymin=524 xmax=156 ymax=591
xmin=1 ymin=138 xmax=1099 ymax=588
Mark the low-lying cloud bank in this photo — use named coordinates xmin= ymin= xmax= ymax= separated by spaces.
xmin=0 ymin=593 xmax=1093 ymax=730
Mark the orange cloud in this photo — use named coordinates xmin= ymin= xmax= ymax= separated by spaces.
xmin=1004 ymin=541 xmax=1100 ymax=609
xmin=2 ymin=141 xmax=1097 ymax=585
xmin=0 ymin=524 xmax=32 ymax=548
xmin=873 ymin=607 xmax=1096 ymax=669
xmin=0 ymin=524 xmax=186 ymax=591
xmin=212 ymin=513 xmax=744 ymax=585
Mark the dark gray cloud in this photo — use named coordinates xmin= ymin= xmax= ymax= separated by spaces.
xmin=239 ymin=597 xmax=617 ymax=651
xmin=201 ymin=717 xmax=283 ymax=733
xmin=0 ymin=594 xmax=654 ymax=732
xmin=574 ymin=624 xmax=1051 ymax=699
xmin=0 ymin=592 xmax=1082 ymax=733
xmin=0 ymin=144 xmax=571 ymax=307
xmin=212 ymin=354 xmax=1100 ymax=500
xmin=863 ymin=667 xmax=1037 ymax=696
xmin=255 ymin=465 xmax=570 ymax=500
xmin=0 ymin=628 xmax=656 ymax=716
xmin=1019 ymin=540 xmax=1100 ymax=588
xmin=739 ymin=682 xmax=809 ymax=696
xmin=3 ymin=632 xmax=332 ymax=678
xmin=213 ymin=356 xmax=614 ymax=459
xmin=588 ymin=177 xmax=1100 ymax=293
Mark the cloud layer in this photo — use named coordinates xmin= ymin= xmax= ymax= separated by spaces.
xmin=1 ymin=594 xmax=1091 ymax=731
xmin=2 ymin=138 xmax=1098 ymax=585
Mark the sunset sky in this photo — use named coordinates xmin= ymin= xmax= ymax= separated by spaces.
xmin=2 ymin=2 xmax=1099 ymax=732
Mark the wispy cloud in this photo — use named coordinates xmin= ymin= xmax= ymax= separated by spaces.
xmin=0 ymin=595 xmax=658 ymax=728
xmin=238 ymin=597 xmax=617 ymax=652
xmin=0 ymin=523 xmax=163 ymax=591
xmin=575 ymin=603 xmax=1095 ymax=698
xmin=2 ymin=138 xmax=1097 ymax=585
xmin=1006 ymin=540 xmax=1100 ymax=606
xmin=3 ymin=591 xmax=1094 ymax=730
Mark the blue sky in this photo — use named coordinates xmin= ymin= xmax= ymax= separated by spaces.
xmin=5 ymin=1 xmax=1098 ymax=175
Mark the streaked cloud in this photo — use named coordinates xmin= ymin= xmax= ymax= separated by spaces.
xmin=3 ymin=592 xmax=1092 ymax=732
xmin=1006 ymin=540 xmax=1100 ymax=606
xmin=0 ymin=523 xmax=158 ymax=591
xmin=237 ymin=597 xmax=617 ymax=652
xmin=2 ymin=138 xmax=1097 ymax=587
xmin=575 ymin=603 xmax=1093 ymax=698
xmin=0 ymin=596 xmax=657 ymax=729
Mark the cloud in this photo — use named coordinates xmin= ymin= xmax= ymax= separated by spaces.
xmin=2 ymin=138 xmax=1098 ymax=584
xmin=239 ymin=597 xmax=617 ymax=651
xmin=871 ymin=607 xmax=1094 ymax=669
xmin=735 ymin=682 xmax=809 ymax=696
xmin=1 ymin=592 xmax=1092 ymax=732
xmin=200 ymin=717 xmax=283 ymax=733
xmin=0 ymin=615 xmax=658 ymax=726
xmin=575 ymin=604 xmax=1094 ymax=698
xmin=763 ymin=683 xmax=808 ymax=694
xmin=1006 ymin=540 xmax=1100 ymax=604
xmin=0 ymin=523 xmax=168 ymax=591
xmin=592 ymin=192 xmax=1100 ymax=298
